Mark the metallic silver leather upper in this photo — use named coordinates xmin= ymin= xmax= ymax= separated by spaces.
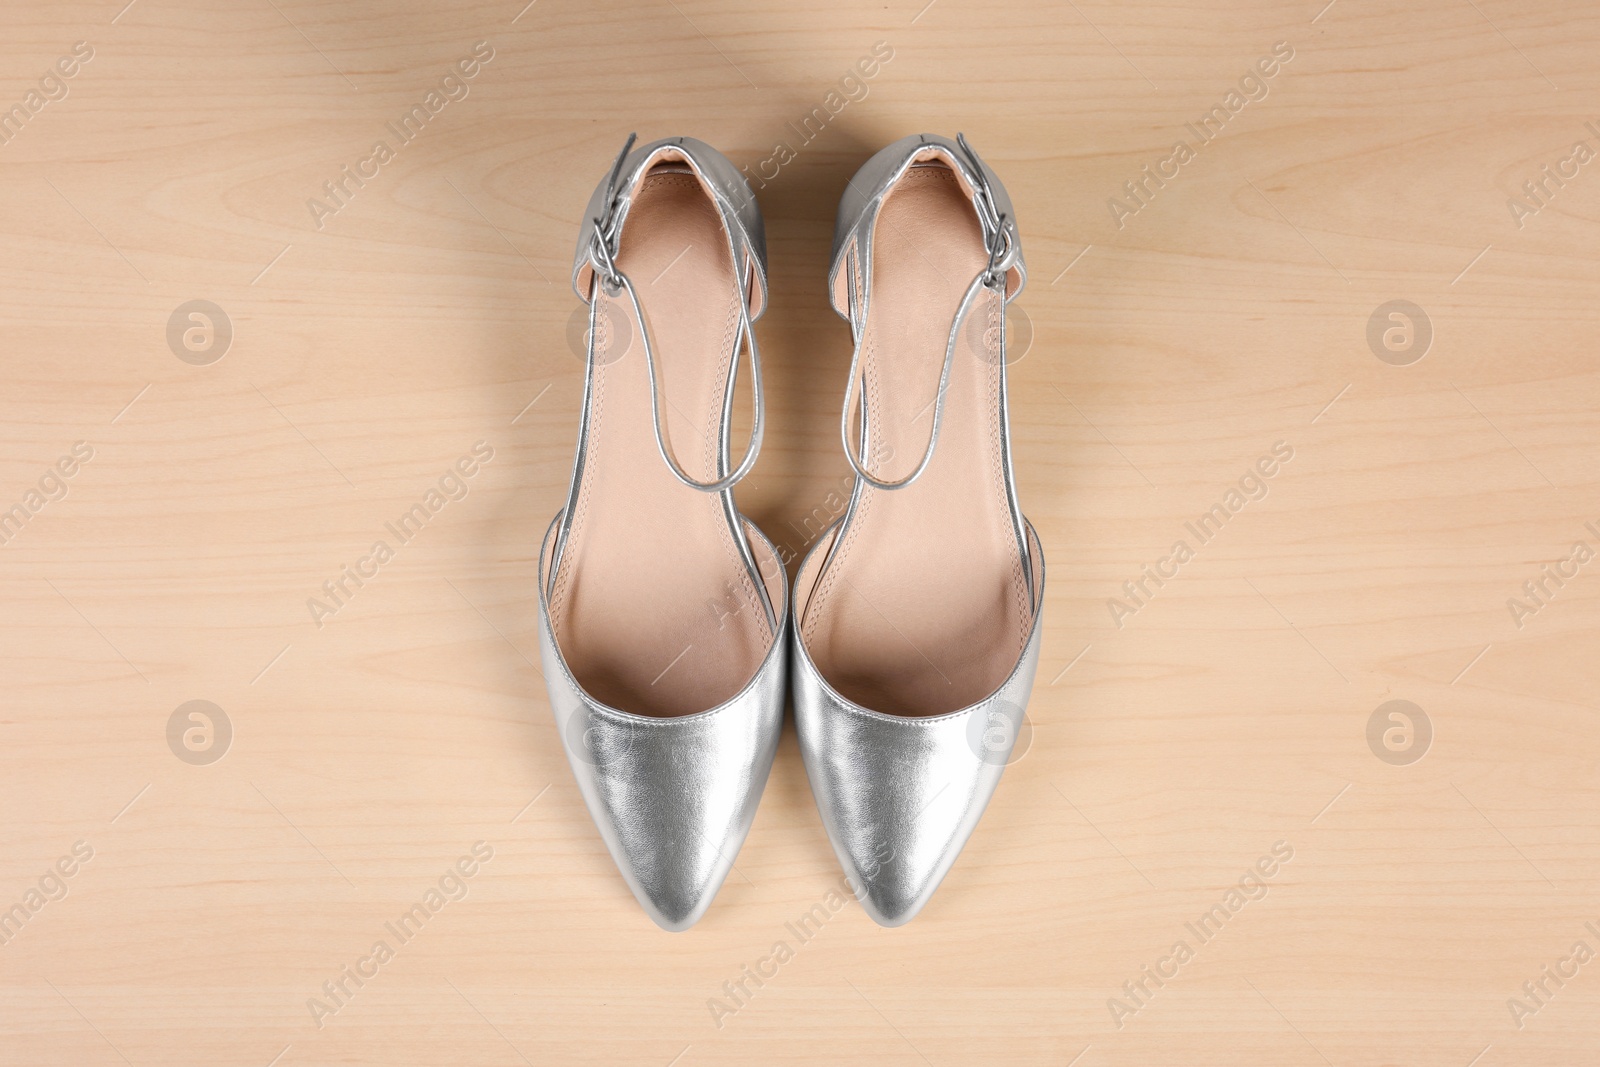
xmin=792 ymin=524 xmax=1044 ymax=927
xmin=825 ymin=132 xmax=1034 ymax=595
xmin=796 ymin=134 xmax=1044 ymax=926
xmin=541 ymin=136 xmax=784 ymax=931
xmin=550 ymin=132 xmax=775 ymax=623
xmin=572 ymin=134 xmax=767 ymax=316
xmin=559 ymin=133 xmax=770 ymax=511
xmin=829 ymin=132 xmax=1025 ymax=320
xmin=539 ymin=514 xmax=787 ymax=932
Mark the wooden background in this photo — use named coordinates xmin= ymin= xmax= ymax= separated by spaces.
xmin=3 ymin=0 xmax=1599 ymax=1063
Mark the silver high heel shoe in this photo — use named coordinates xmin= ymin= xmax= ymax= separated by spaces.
xmin=791 ymin=134 xmax=1045 ymax=926
xmin=537 ymin=135 xmax=786 ymax=931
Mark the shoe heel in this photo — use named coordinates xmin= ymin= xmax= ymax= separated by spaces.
xmin=829 ymin=133 xmax=1025 ymax=319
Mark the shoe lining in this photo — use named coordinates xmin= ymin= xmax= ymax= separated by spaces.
xmin=549 ymin=167 xmax=773 ymax=717
xmin=802 ymin=163 xmax=1032 ymax=716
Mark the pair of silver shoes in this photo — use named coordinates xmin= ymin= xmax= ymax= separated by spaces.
xmin=536 ymin=133 xmax=1044 ymax=930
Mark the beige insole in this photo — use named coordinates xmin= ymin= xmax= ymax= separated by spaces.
xmin=801 ymin=163 xmax=1032 ymax=716
xmin=549 ymin=165 xmax=774 ymax=717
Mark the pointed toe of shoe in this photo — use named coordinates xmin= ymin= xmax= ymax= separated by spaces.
xmin=790 ymin=584 xmax=1043 ymax=928
xmin=588 ymin=746 xmax=751 ymax=934
xmin=792 ymin=687 xmax=1024 ymax=928
xmin=856 ymin=881 xmax=928 ymax=929
xmin=632 ymin=846 xmax=721 ymax=933
xmin=543 ymin=669 xmax=785 ymax=932
xmin=536 ymin=566 xmax=787 ymax=932
xmin=843 ymin=834 xmax=942 ymax=928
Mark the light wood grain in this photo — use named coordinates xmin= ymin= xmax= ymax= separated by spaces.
xmin=3 ymin=0 xmax=1599 ymax=1063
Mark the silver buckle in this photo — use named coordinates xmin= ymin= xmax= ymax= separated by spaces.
xmin=956 ymin=133 xmax=1015 ymax=290
xmin=589 ymin=132 xmax=637 ymax=296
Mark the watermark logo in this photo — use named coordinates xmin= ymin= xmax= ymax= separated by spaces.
xmin=966 ymin=302 xmax=1033 ymax=366
xmin=167 ymin=700 xmax=231 ymax=765
xmin=1107 ymin=840 xmax=1294 ymax=1028
xmin=1367 ymin=300 xmax=1430 ymax=366
xmin=0 ymin=441 xmax=94 ymax=548
xmin=0 ymin=840 xmax=94 ymax=947
xmin=1507 ymin=524 xmax=1599 ymax=629
xmin=561 ymin=705 xmax=635 ymax=768
xmin=308 ymin=441 xmax=493 ymax=629
xmin=167 ymin=300 xmax=232 ymax=365
xmin=965 ymin=699 xmax=1032 ymax=766
xmin=1366 ymin=700 xmax=1430 ymax=765
xmin=565 ymin=299 xmax=632 ymax=366
xmin=0 ymin=41 xmax=94 ymax=148
xmin=739 ymin=41 xmax=895 ymax=190
xmin=707 ymin=842 xmax=893 ymax=1029
xmin=774 ymin=442 xmax=894 ymax=567
xmin=1508 ymin=125 xmax=1600 ymax=229
xmin=307 ymin=842 xmax=494 ymax=1029
xmin=307 ymin=42 xmax=495 ymax=229
xmin=1107 ymin=41 xmax=1294 ymax=229
xmin=1507 ymin=921 xmax=1600 ymax=1030
xmin=1109 ymin=441 xmax=1294 ymax=627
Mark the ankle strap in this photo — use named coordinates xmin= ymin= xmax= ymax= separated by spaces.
xmin=830 ymin=133 xmax=1027 ymax=491
xmin=575 ymin=134 xmax=767 ymax=494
